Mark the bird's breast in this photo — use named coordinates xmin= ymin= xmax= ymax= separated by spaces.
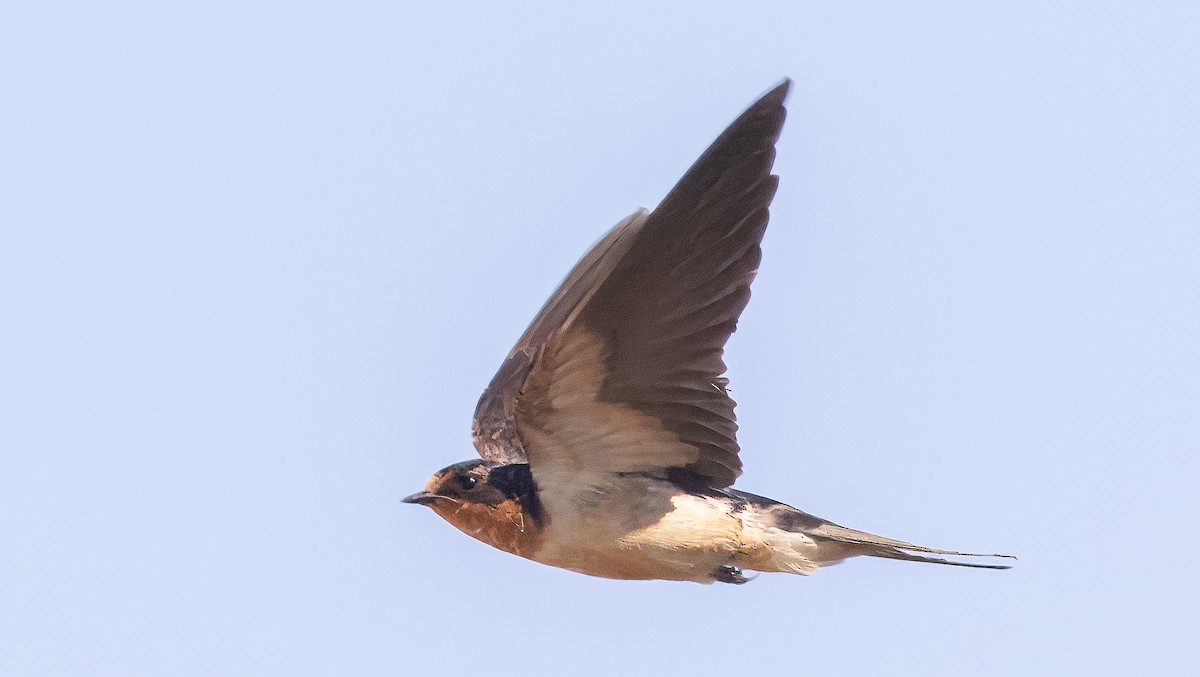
xmin=431 ymin=498 xmax=545 ymax=559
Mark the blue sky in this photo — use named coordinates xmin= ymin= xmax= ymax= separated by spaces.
xmin=2 ymin=2 xmax=1197 ymax=675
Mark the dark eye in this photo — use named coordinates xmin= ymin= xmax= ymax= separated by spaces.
xmin=457 ymin=475 xmax=479 ymax=491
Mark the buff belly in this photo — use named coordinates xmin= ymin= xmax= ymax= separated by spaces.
xmin=531 ymin=491 xmax=748 ymax=582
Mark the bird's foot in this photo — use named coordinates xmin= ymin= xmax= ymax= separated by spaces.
xmin=713 ymin=564 xmax=755 ymax=585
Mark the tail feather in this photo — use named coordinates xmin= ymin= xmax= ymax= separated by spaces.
xmin=870 ymin=547 xmax=1013 ymax=570
xmin=727 ymin=489 xmax=1016 ymax=573
xmin=812 ymin=523 xmax=1017 ymax=569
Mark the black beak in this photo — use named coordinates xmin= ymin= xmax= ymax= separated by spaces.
xmin=402 ymin=491 xmax=440 ymax=505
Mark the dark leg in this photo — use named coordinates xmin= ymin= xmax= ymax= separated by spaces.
xmin=713 ymin=564 xmax=753 ymax=585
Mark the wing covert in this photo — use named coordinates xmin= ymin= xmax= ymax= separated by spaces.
xmin=471 ymin=209 xmax=650 ymax=462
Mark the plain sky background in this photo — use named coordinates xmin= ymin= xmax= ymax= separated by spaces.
xmin=2 ymin=2 xmax=1198 ymax=675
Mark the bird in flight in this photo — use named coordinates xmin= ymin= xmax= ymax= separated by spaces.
xmin=404 ymin=80 xmax=1014 ymax=583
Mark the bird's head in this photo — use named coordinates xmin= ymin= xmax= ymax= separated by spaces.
xmin=403 ymin=459 xmax=508 ymax=510
xmin=403 ymin=460 xmax=543 ymax=557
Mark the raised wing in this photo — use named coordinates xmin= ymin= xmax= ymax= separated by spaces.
xmin=472 ymin=80 xmax=789 ymax=490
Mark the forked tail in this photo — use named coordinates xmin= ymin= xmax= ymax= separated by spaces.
xmin=730 ymin=489 xmax=1017 ymax=571
xmin=814 ymin=522 xmax=1017 ymax=570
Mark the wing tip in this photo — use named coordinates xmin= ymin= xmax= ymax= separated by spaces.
xmin=765 ymin=77 xmax=792 ymax=102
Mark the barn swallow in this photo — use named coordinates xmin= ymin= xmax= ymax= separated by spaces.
xmin=404 ymin=80 xmax=1015 ymax=583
